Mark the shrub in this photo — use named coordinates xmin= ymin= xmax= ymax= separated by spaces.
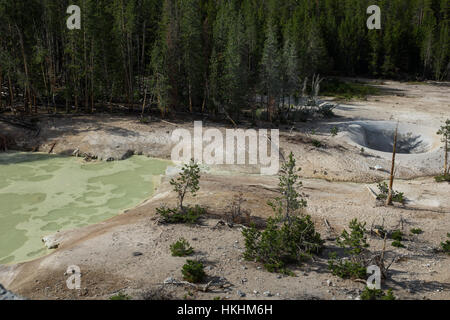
xmin=360 ymin=287 xmax=396 ymax=300
xmin=243 ymin=216 xmax=324 ymax=274
xmin=110 ymin=292 xmax=132 ymax=300
xmin=392 ymin=240 xmax=405 ymax=248
xmin=182 ymin=260 xmax=206 ymax=283
xmin=157 ymin=205 xmax=204 ymax=224
xmin=376 ymin=182 xmax=405 ymax=204
xmin=225 ymin=192 xmax=251 ymax=225
xmin=170 ymin=238 xmax=194 ymax=257
xmin=330 ymin=126 xmax=339 ymax=137
xmin=389 ymin=230 xmax=406 ymax=248
xmin=410 ymin=228 xmax=423 ymax=235
xmin=328 ymin=254 xmax=367 ymax=279
xmin=441 ymin=233 xmax=450 ymax=255
xmin=435 ymin=174 xmax=450 ymax=183
xmin=242 ymin=153 xmax=323 ymax=274
xmin=391 ymin=230 xmax=404 ymax=241
xmin=328 ymin=219 xmax=369 ymax=279
xmin=311 ymin=139 xmax=323 ymax=148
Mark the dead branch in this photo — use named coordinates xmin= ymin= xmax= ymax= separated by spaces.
xmin=386 ymin=122 xmax=399 ymax=206
xmin=48 ymin=141 xmax=57 ymax=154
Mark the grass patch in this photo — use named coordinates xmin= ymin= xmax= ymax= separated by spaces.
xmin=360 ymin=287 xmax=396 ymax=300
xmin=391 ymin=230 xmax=404 ymax=241
xmin=435 ymin=174 xmax=450 ymax=183
xmin=410 ymin=228 xmax=423 ymax=235
xmin=376 ymin=182 xmax=406 ymax=204
xmin=110 ymin=292 xmax=132 ymax=300
xmin=392 ymin=240 xmax=405 ymax=248
xmin=321 ymin=79 xmax=380 ymax=100
xmin=441 ymin=233 xmax=450 ymax=255
xmin=157 ymin=205 xmax=205 ymax=224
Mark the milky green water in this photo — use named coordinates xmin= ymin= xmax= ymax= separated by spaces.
xmin=0 ymin=152 xmax=171 ymax=265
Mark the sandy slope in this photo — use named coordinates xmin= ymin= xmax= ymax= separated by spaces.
xmin=0 ymin=79 xmax=449 ymax=300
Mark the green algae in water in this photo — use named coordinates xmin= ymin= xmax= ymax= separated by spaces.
xmin=0 ymin=152 xmax=171 ymax=264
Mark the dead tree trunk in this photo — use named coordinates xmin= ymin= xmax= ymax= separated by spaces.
xmin=386 ymin=123 xmax=399 ymax=206
xmin=444 ymin=138 xmax=448 ymax=176
xmin=17 ymin=27 xmax=31 ymax=114
xmin=8 ymin=73 xmax=14 ymax=108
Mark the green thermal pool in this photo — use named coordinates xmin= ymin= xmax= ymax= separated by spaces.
xmin=0 ymin=152 xmax=171 ymax=265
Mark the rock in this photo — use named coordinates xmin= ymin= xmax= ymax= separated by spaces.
xmin=164 ymin=277 xmax=176 ymax=285
xmin=253 ymin=290 xmax=259 ymax=295
xmin=42 ymin=234 xmax=60 ymax=249
xmin=326 ymin=280 xmax=333 ymax=287
xmin=72 ymin=148 xmax=80 ymax=157
xmin=237 ymin=290 xmax=246 ymax=298
xmin=132 ymin=252 xmax=143 ymax=257
xmin=263 ymin=291 xmax=272 ymax=297
xmin=241 ymin=278 xmax=248 ymax=283
xmin=120 ymin=150 xmax=135 ymax=160
xmin=0 ymin=284 xmax=26 ymax=300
